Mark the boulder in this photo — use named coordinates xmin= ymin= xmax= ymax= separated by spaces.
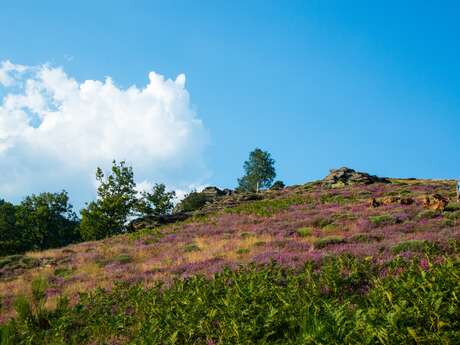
xmin=323 ymin=167 xmax=388 ymax=187
xmin=370 ymin=196 xmax=415 ymax=208
xmin=128 ymin=213 xmax=191 ymax=232
xmin=420 ymin=194 xmax=449 ymax=211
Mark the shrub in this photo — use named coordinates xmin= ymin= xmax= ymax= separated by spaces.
xmin=114 ymin=254 xmax=132 ymax=264
xmin=312 ymin=217 xmax=334 ymax=228
xmin=177 ymin=191 xmax=208 ymax=213
xmin=314 ymin=236 xmax=345 ymax=249
xmin=236 ymin=248 xmax=250 ymax=255
xmin=444 ymin=210 xmax=460 ymax=221
xmin=296 ymin=227 xmax=313 ymax=237
xmin=270 ymin=181 xmax=285 ymax=190
xmin=240 ymin=232 xmax=253 ymax=239
xmin=391 ymin=240 xmax=430 ymax=254
xmin=416 ymin=209 xmax=440 ymax=220
xmin=184 ymin=243 xmax=200 ymax=252
xmin=54 ymin=267 xmax=73 ymax=278
xmin=369 ymin=214 xmax=395 ymax=226
xmin=444 ymin=203 xmax=460 ymax=212
xmin=349 ymin=233 xmax=383 ymax=243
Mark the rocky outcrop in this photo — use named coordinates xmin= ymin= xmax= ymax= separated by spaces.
xmin=420 ymin=194 xmax=449 ymax=211
xmin=128 ymin=213 xmax=191 ymax=231
xmin=370 ymin=196 xmax=415 ymax=208
xmin=323 ymin=167 xmax=389 ymax=187
xmin=370 ymin=194 xmax=449 ymax=211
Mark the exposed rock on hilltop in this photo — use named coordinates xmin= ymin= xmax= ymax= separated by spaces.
xmin=323 ymin=167 xmax=389 ymax=187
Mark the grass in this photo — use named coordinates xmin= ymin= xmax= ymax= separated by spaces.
xmin=391 ymin=240 xmax=431 ymax=254
xmin=369 ymin=214 xmax=396 ymax=226
xmin=296 ymin=227 xmax=313 ymax=237
xmin=314 ymin=236 xmax=345 ymax=249
xmin=2 ymin=255 xmax=459 ymax=344
xmin=227 ymin=195 xmax=313 ymax=217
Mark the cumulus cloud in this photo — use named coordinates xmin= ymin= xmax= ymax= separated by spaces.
xmin=0 ymin=61 xmax=210 ymax=208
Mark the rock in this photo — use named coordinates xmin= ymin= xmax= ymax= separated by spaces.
xmin=323 ymin=167 xmax=388 ymax=187
xmin=201 ymin=186 xmax=226 ymax=199
xmin=420 ymin=194 xmax=449 ymax=211
xmin=128 ymin=213 xmax=190 ymax=231
xmin=370 ymin=196 xmax=415 ymax=208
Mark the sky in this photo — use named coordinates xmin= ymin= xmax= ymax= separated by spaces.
xmin=0 ymin=0 xmax=459 ymax=209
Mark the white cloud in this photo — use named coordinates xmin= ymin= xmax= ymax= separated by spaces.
xmin=0 ymin=61 xmax=210 ymax=208
xmin=0 ymin=60 xmax=27 ymax=86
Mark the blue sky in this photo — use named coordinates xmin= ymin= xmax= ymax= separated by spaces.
xmin=1 ymin=1 xmax=459 ymax=207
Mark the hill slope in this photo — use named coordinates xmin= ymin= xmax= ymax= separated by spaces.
xmin=1 ymin=177 xmax=460 ymax=343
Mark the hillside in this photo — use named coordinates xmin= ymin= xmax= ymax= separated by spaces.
xmin=1 ymin=171 xmax=460 ymax=344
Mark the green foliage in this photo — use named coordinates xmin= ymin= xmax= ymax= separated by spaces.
xmin=444 ymin=210 xmax=460 ymax=221
xmin=369 ymin=214 xmax=395 ymax=227
xmin=137 ymin=183 xmax=176 ymax=217
xmin=184 ymin=243 xmax=200 ymax=252
xmin=314 ymin=236 xmax=345 ymax=249
xmin=114 ymin=254 xmax=132 ymax=264
xmin=227 ymin=196 xmax=312 ymax=217
xmin=444 ymin=203 xmax=460 ymax=212
xmin=237 ymin=148 xmax=276 ymax=192
xmin=176 ymin=190 xmax=208 ymax=213
xmin=270 ymin=180 xmax=285 ymax=190
xmin=80 ymin=160 xmax=138 ymax=241
xmin=236 ymin=248 xmax=250 ymax=255
xmin=319 ymin=193 xmax=357 ymax=205
xmin=416 ymin=209 xmax=440 ymax=220
xmin=15 ymin=191 xmax=80 ymax=251
xmin=0 ymin=200 xmax=22 ymax=255
xmin=349 ymin=233 xmax=384 ymax=243
xmin=0 ymin=192 xmax=79 ymax=256
xmin=296 ymin=227 xmax=313 ymax=237
xmin=3 ymin=256 xmax=459 ymax=344
xmin=391 ymin=240 xmax=431 ymax=254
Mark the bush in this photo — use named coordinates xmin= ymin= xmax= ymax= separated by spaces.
xmin=270 ymin=181 xmax=285 ymax=190
xmin=114 ymin=254 xmax=132 ymax=264
xmin=177 ymin=191 xmax=208 ymax=213
xmin=444 ymin=203 xmax=460 ymax=212
xmin=349 ymin=233 xmax=384 ymax=243
xmin=391 ymin=240 xmax=431 ymax=254
xmin=314 ymin=236 xmax=345 ymax=249
xmin=184 ymin=243 xmax=201 ymax=252
xmin=369 ymin=214 xmax=395 ymax=226
xmin=416 ymin=209 xmax=440 ymax=220
xmin=296 ymin=227 xmax=313 ymax=237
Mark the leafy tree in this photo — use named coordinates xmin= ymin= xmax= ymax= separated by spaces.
xmin=270 ymin=180 xmax=285 ymax=190
xmin=15 ymin=191 xmax=80 ymax=251
xmin=237 ymin=148 xmax=276 ymax=192
xmin=176 ymin=190 xmax=208 ymax=212
xmin=80 ymin=160 xmax=138 ymax=240
xmin=137 ymin=183 xmax=176 ymax=217
xmin=0 ymin=199 xmax=22 ymax=255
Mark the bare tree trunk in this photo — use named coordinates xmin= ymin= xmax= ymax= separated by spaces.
xmin=256 ymin=181 xmax=259 ymax=193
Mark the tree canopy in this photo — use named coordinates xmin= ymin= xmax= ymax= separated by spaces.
xmin=237 ymin=148 xmax=276 ymax=192
xmin=80 ymin=160 xmax=138 ymax=240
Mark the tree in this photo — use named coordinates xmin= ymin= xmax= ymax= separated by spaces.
xmin=15 ymin=191 xmax=80 ymax=251
xmin=80 ymin=160 xmax=138 ymax=240
xmin=137 ymin=183 xmax=176 ymax=217
xmin=176 ymin=190 xmax=208 ymax=212
xmin=0 ymin=199 xmax=22 ymax=255
xmin=237 ymin=148 xmax=276 ymax=192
